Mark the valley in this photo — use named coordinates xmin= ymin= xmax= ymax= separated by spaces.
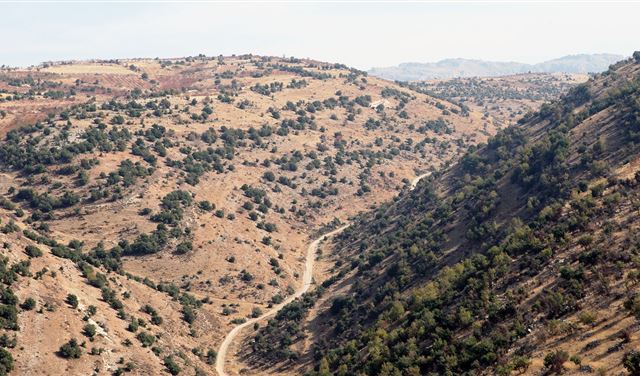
xmin=1 ymin=1 xmax=638 ymax=375
xmin=241 ymin=54 xmax=640 ymax=376
xmin=0 ymin=55 xmax=496 ymax=375
xmin=0 ymin=52 xmax=636 ymax=376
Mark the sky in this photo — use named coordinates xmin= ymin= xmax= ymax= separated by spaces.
xmin=0 ymin=1 xmax=638 ymax=70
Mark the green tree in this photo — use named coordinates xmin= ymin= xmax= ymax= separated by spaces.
xmin=0 ymin=348 xmax=13 ymax=375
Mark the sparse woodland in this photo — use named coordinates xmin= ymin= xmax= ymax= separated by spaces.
xmin=0 ymin=55 xmax=496 ymax=375
xmin=2 ymin=52 xmax=636 ymax=376
xmin=243 ymin=56 xmax=640 ymax=376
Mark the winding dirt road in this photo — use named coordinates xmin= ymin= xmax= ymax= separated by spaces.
xmin=215 ymin=172 xmax=429 ymax=376
xmin=215 ymin=224 xmax=349 ymax=376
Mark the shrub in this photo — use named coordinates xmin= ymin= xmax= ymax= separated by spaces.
xmin=66 ymin=294 xmax=79 ymax=309
xmin=111 ymin=115 xmax=125 ymax=125
xmin=182 ymin=306 xmax=196 ymax=324
xmin=569 ymin=354 xmax=581 ymax=366
xmin=624 ymin=294 xmax=640 ymax=318
xmin=543 ymin=350 xmax=568 ymax=374
xmin=175 ymin=241 xmax=193 ymax=255
xmin=251 ymin=307 xmax=263 ymax=318
xmin=259 ymin=222 xmax=277 ymax=233
xmin=263 ymin=171 xmax=275 ymax=182
xmin=239 ymin=270 xmax=254 ymax=282
xmin=511 ymin=356 xmax=530 ymax=373
xmin=127 ymin=319 xmax=139 ymax=333
xmin=578 ymin=311 xmax=596 ymax=325
xmin=139 ymin=208 xmax=152 ymax=216
xmin=83 ymin=324 xmax=96 ymax=339
xmin=0 ymin=334 xmax=15 ymax=349
xmin=20 ymin=298 xmax=36 ymax=311
xmin=151 ymin=314 xmax=163 ymax=326
xmin=58 ymin=338 xmax=82 ymax=359
xmin=0 ymin=348 xmax=13 ymax=375
xmin=25 ymin=245 xmax=43 ymax=258
xmin=164 ymin=356 xmax=181 ymax=375
xmin=206 ymin=349 xmax=216 ymax=365
xmin=198 ymin=201 xmax=214 ymax=211
xmin=136 ymin=331 xmax=155 ymax=347
xmin=624 ymin=350 xmax=640 ymax=375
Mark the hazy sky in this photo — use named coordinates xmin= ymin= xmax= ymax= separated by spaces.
xmin=1 ymin=1 xmax=638 ymax=69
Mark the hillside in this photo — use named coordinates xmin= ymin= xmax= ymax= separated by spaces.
xmin=408 ymin=73 xmax=588 ymax=127
xmin=0 ymin=55 xmax=496 ymax=375
xmin=369 ymin=54 xmax=624 ymax=81
xmin=238 ymin=55 xmax=640 ymax=375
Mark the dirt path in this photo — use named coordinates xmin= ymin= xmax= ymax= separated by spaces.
xmin=215 ymin=224 xmax=349 ymax=376
xmin=410 ymin=172 xmax=430 ymax=190
xmin=215 ymin=172 xmax=430 ymax=376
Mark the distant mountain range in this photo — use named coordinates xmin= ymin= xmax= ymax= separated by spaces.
xmin=368 ymin=53 xmax=625 ymax=81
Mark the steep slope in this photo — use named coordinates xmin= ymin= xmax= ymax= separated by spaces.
xmin=0 ymin=209 xmax=216 ymax=375
xmin=240 ymin=55 xmax=640 ymax=375
xmin=0 ymin=55 xmax=493 ymax=375
xmin=369 ymin=54 xmax=624 ymax=81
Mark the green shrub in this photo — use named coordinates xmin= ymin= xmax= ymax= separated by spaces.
xmin=0 ymin=348 xmax=13 ymax=375
xmin=83 ymin=324 xmax=96 ymax=339
xmin=66 ymin=294 xmax=78 ymax=309
xmin=58 ymin=338 xmax=82 ymax=358
xmin=251 ymin=307 xmax=263 ymax=318
xmin=206 ymin=349 xmax=216 ymax=365
xmin=624 ymin=350 xmax=640 ymax=375
xmin=543 ymin=350 xmax=568 ymax=374
xmin=136 ymin=331 xmax=155 ymax=347
xmin=578 ymin=311 xmax=596 ymax=325
xmin=20 ymin=298 xmax=36 ymax=311
xmin=175 ymin=241 xmax=192 ymax=255
xmin=164 ymin=356 xmax=181 ymax=375
xmin=25 ymin=245 xmax=43 ymax=258
xmin=198 ymin=201 xmax=214 ymax=211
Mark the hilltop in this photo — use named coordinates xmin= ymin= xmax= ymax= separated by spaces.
xmin=369 ymin=53 xmax=624 ymax=81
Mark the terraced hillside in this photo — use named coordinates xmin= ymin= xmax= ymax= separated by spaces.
xmin=238 ymin=55 xmax=640 ymax=375
xmin=0 ymin=55 xmax=495 ymax=375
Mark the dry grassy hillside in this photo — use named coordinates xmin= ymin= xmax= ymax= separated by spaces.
xmin=237 ymin=56 xmax=640 ymax=376
xmin=0 ymin=55 xmax=497 ymax=375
